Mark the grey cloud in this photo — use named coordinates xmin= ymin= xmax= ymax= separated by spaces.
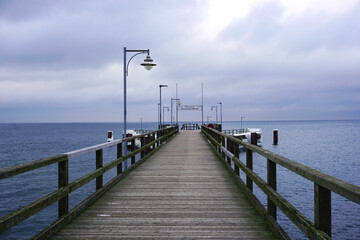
xmin=0 ymin=0 xmax=202 ymax=69
xmin=220 ymin=1 xmax=360 ymax=52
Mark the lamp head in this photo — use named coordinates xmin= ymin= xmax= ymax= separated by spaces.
xmin=159 ymin=84 xmax=168 ymax=88
xmin=141 ymin=55 xmax=157 ymax=70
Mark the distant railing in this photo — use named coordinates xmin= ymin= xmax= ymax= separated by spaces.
xmin=134 ymin=129 xmax=152 ymax=134
xmin=222 ymin=129 xmax=249 ymax=135
xmin=202 ymin=125 xmax=360 ymax=240
xmin=0 ymin=126 xmax=179 ymax=239
xmin=181 ymin=123 xmax=200 ymax=130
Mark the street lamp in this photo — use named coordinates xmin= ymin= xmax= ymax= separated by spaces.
xmin=123 ymin=47 xmax=156 ymax=170
xmin=171 ymin=98 xmax=180 ymax=126
xmin=176 ymin=100 xmax=181 ymax=125
xmin=139 ymin=117 xmax=143 ymax=131
xmin=218 ymin=102 xmax=222 ymax=126
xmin=163 ymin=106 xmax=169 ymax=124
xmin=159 ymin=84 xmax=168 ymax=129
xmin=211 ymin=105 xmax=218 ymax=123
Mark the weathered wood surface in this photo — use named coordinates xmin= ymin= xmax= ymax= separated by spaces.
xmin=52 ymin=131 xmax=277 ymax=239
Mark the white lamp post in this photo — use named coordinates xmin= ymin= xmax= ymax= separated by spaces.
xmin=123 ymin=47 xmax=156 ymax=170
xmin=171 ymin=98 xmax=180 ymax=126
xmin=211 ymin=105 xmax=218 ymax=123
xmin=159 ymin=85 xmax=168 ymax=129
xmin=241 ymin=116 xmax=246 ymax=131
xmin=163 ymin=106 xmax=169 ymax=124
xmin=218 ymin=102 xmax=222 ymax=126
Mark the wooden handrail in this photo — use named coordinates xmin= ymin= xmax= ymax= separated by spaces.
xmin=201 ymin=125 xmax=360 ymax=239
xmin=0 ymin=126 xmax=179 ymax=236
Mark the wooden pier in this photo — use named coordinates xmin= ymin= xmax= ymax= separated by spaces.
xmin=1 ymin=125 xmax=359 ymax=239
xmin=51 ymin=131 xmax=277 ymax=239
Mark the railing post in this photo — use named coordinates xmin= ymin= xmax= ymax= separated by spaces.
xmin=141 ymin=135 xmax=145 ymax=158
xmin=58 ymin=157 xmax=69 ymax=218
xmin=226 ymin=138 xmax=232 ymax=166
xmin=267 ymin=158 xmax=277 ymax=220
xmin=117 ymin=143 xmax=122 ymax=175
xmin=131 ymin=139 xmax=135 ymax=165
xmin=315 ymin=183 xmax=331 ymax=236
xmin=246 ymin=148 xmax=253 ymax=192
xmin=155 ymin=132 xmax=158 ymax=148
xmin=159 ymin=130 xmax=163 ymax=145
xmin=151 ymin=133 xmax=155 ymax=151
xmin=234 ymin=141 xmax=239 ymax=176
xmin=221 ymin=135 xmax=226 ymax=159
xmin=96 ymin=149 xmax=103 ymax=190
xmin=215 ymin=132 xmax=217 ymax=153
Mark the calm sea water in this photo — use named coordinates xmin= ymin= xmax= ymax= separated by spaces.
xmin=0 ymin=121 xmax=359 ymax=239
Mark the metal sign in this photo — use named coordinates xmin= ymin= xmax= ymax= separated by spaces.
xmin=178 ymin=105 xmax=203 ymax=111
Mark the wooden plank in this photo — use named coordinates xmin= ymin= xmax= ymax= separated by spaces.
xmin=52 ymin=131 xmax=278 ymax=239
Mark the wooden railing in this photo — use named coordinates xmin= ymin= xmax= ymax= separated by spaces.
xmin=0 ymin=126 xmax=179 ymax=239
xmin=201 ymin=125 xmax=360 ymax=240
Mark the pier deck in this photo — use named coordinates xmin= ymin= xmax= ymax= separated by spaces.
xmin=52 ymin=131 xmax=277 ymax=239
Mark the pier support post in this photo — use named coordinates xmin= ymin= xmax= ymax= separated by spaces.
xmin=251 ymin=132 xmax=257 ymax=145
xmin=267 ymin=159 xmax=277 ymax=220
xmin=117 ymin=143 xmax=122 ymax=175
xmin=96 ymin=149 xmax=103 ymax=190
xmin=315 ymin=184 xmax=331 ymax=236
xmin=58 ymin=157 xmax=69 ymax=218
xmin=273 ymin=129 xmax=278 ymax=145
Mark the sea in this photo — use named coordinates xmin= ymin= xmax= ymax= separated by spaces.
xmin=0 ymin=120 xmax=359 ymax=240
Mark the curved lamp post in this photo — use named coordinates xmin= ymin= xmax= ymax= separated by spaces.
xmin=123 ymin=47 xmax=156 ymax=170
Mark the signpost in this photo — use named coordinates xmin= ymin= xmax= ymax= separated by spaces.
xmin=178 ymin=105 xmax=203 ymax=111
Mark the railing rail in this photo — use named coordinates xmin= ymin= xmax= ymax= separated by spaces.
xmin=0 ymin=126 xmax=179 ymax=238
xmin=201 ymin=125 xmax=360 ymax=240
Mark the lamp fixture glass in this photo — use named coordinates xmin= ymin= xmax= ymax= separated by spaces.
xmin=141 ymin=55 xmax=157 ymax=70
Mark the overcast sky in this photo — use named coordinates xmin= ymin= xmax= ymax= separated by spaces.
xmin=1 ymin=0 xmax=360 ymax=123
